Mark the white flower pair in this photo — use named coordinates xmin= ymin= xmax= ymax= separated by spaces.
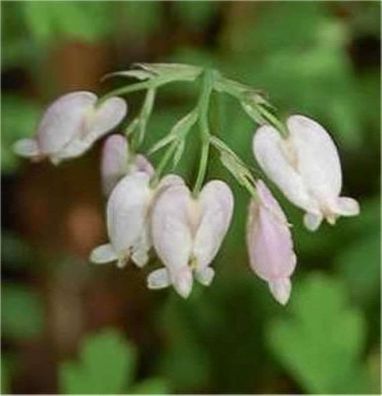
xmin=91 ymin=167 xmax=234 ymax=299
xmin=13 ymin=91 xmax=127 ymax=164
xmin=247 ymin=115 xmax=360 ymax=304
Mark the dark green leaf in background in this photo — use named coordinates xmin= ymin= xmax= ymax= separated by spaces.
xmin=60 ymin=330 xmax=135 ymax=394
xmin=267 ymin=273 xmax=371 ymax=394
xmin=2 ymin=95 xmax=40 ymax=172
xmin=2 ymin=284 xmax=44 ymax=340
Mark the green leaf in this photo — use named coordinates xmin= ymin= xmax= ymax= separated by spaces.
xmin=2 ymin=95 xmax=40 ymax=172
xmin=173 ymin=1 xmax=219 ymax=28
xmin=130 ymin=377 xmax=169 ymax=394
xmin=2 ymin=284 xmax=44 ymax=339
xmin=335 ymin=234 xmax=380 ymax=305
xmin=60 ymin=329 xmax=135 ymax=394
xmin=120 ymin=2 xmax=161 ymax=38
xmin=1 ymin=356 xmax=11 ymax=394
xmin=267 ymin=273 xmax=371 ymax=393
xmin=22 ymin=2 xmax=115 ymax=43
xmin=1 ymin=232 xmax=33 ymax=269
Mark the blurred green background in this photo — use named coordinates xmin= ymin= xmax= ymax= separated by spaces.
xmin=1 ymin=1 xmax=380 ymax=394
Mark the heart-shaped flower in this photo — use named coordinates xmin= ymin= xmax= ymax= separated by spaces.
xmin=148 ymin=179 xmax=234 ymax=298
xmin=90 ymin=173 xmax=182 ymax=268
xmin=247 ymin=180 xmax=296 ymax=305
xmin=101 ymin=134 xmax=154 ymax=196
xmin=13 ymin=91 xmax=127 ymax=165
xmin=253 ymin=115 xmax=360 ymax=231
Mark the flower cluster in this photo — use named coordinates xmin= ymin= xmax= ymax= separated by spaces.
xmin=13 ymin=64 xmax=359 ymax=304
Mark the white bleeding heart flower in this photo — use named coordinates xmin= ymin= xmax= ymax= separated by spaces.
xmin=148 ymin=179 xmax=234 ymax=298
xmin=13 ymin=91 xmax=127 ymax=165
xmin=90 ymin=173 xmax=182 ymax=268
xmin=101 ymin=134 xmax=154 ymax=195
xmin=247 ymin=180 xmax=296 ymax=305
xmin=253 ymin=115 xmax=360 ymax=231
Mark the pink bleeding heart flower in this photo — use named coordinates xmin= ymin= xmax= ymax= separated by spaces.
xmin=247 ymin=180 xmax=296 ymax=305
xmin=253 ymin=115 xmax=360 ymax=231
xmin=90 ymin=173 xmax=183 ymax=268
xmin=13 ymin=91 xmax=127 ymax=165
xmin=101 ymin=134 xmax=154 ymax=195
xmin=148 ymin=178 xmax=234 ymax=298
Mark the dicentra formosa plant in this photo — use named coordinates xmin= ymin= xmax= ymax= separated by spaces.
xmin=13 ymin=63 xmax=360 ymax=304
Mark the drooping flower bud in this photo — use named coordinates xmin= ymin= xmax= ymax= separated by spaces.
xmin=13 ymin=91 xmax=127 ymax=165
xmin=101 ymin=134 xmax=154 ymax=195
xmin=247 ymin=180 xmax=296 ymax=305
xmin=148 ymin=179 xmax=234 ymax=298
xmin=90 ymin=173 xmax=182 ymax=268
xmin=253 ymin=115 xmax=360 ymax=231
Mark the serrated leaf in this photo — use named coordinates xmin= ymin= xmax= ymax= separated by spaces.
xmin=60 ymin=329 xmax=135 ymax=394
xmin=267 ymin=273 xmax=370 ymax=394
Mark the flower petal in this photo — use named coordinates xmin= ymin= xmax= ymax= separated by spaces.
xmin=56 ymin=97 xmax=127 ymax=162
xmin=335 ymin=197 xmax=360 ymax=216
xmin=90 ymin=243 xmax=117 ymax=264
xmin=247 ymin=181 xmax=296 ymax=283
xmin=133 ymin=154 xmax=155 ymax=177
xmin=156 ymin=174 xmax=185 ymax=191
xmin=303 ymin=212 xmax=323 ymax=232
xmin=287 ymin=115 xmax=342 ymax=203
xmin=253 ymin=125 xmax=318 ymax=213
xmin=193 ymin=180 xmax=234 ymax=269
xmin=256 ymin=179 xmax=288 ymax=224
xmin=131 ymin=225 xmax=151 ymax=267
xmin=37 ymin=91 xmax=97 ymax=154
xmin=101 ymin=135 xmax=129 ymax=195
xmin=195 ymin=267 xmax=215 ymax=286
xmin=13 ymin=138 xmax=41 ymax=158
xmin=107 ymin=172 xmax=151 ymax=256
xmin=171 ymin=266 xmax=193 ymax=298
xmin=151 ymin=183 xmax=193 ymax=273
xmin=268 ymin=278 xmax=291 ymax=305
xmin=147 ymin=268 xmax=171 ymax=289
xmin=85 ymin=97 xmax=127 ymax=144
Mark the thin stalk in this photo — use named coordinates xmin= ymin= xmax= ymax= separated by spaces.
xmin=97 ymin=80 xmax=153 ymax=105
xmin=152 ymin=142 xmax=177 ymax=186
xmin=193 ymin=69 xmax=215 ymax=196
xmin=131 ymin=87 xmax=156 ymax=150
xmin=258 ymin=107 xmax=288 ymax=137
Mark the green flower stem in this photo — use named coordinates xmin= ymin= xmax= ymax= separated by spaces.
xmin=215 ymin=75 xmax=288 ymax=137
xmin=214 ymin=75 xmax=251 ymax=98
xmin=258 ymin=107 xmax=288 ymax=137
xmin=241 ymin=176 xmax=257 ymax=197
xmin=97 ymin=80 xmax=154 ymax=105
xmin=193 ymin=69 xmax=215 ymax=196
xmin=151 ymin=142 xmax=177 ymax=186
xmin=194 ymin=142 xmax=210 ymax=195
xmin=98 ymin=73 xmax=198 ymax=105
xmin=131 ymin=87 xmax=156 ymax=150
